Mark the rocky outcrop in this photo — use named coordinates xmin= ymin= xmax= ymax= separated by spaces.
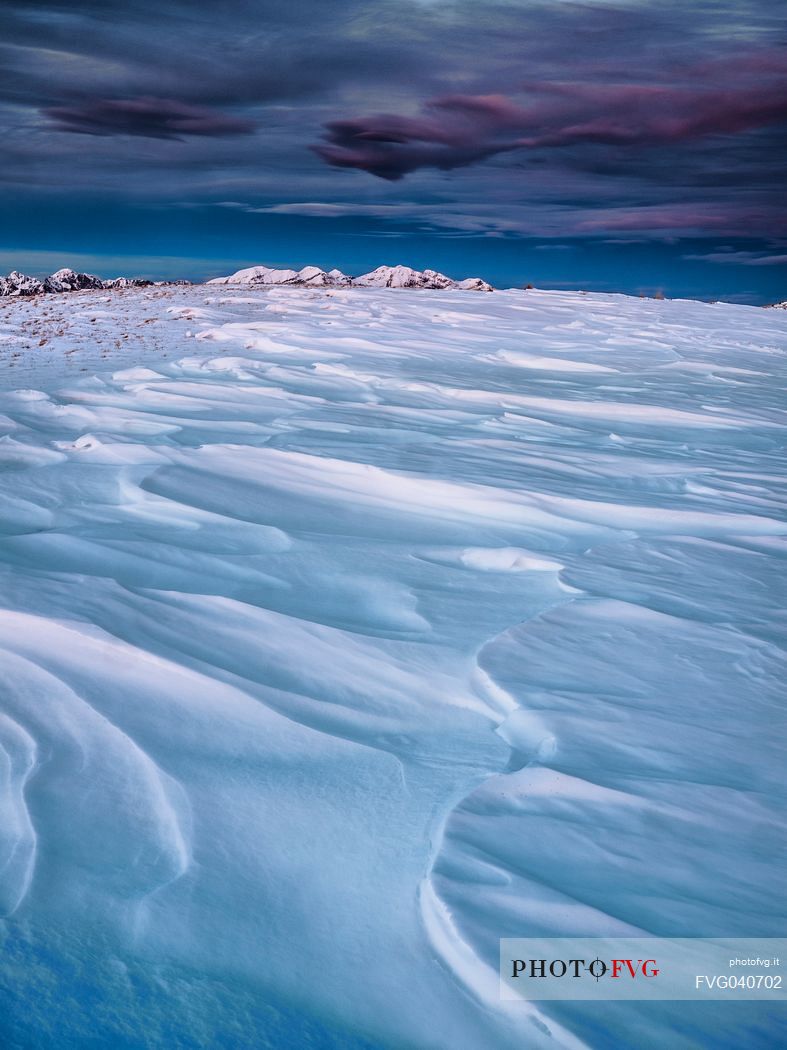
xmin=103 ymin=277 xmax=155 ymax=289
xmin=456 ymin=277 xmax=494 ymax=292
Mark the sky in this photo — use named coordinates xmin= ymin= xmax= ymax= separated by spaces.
xmin=1 ymin=0 xmax=786 ymax=302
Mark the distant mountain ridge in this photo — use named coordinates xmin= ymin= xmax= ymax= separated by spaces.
xmin=208 ymin=263 xmax=494 ymax=291
xmin=0 ymin=268 xmax=182 ymax=298
xmin=1 ymin=263 xmax=494 ymax=298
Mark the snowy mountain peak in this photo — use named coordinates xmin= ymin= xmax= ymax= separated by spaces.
xmin=43 ymin=268 xmax=105 ymax=293
xmin=298 ymin=265 xmax=352 ymax=287
xmin=352 ymin=265 xmax=454 ymax=289
xmin=0 ymin=271 xmax=44 ymax=296
xmin=351 ymin=265 xmax=493 ymax=290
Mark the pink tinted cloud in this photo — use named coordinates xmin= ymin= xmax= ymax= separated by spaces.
xmin=313 ymin=52 xmax=787 ymax=179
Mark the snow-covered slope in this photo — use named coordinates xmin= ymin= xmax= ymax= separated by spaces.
xmin=0 ymin=285 xmax=784 ymax=1049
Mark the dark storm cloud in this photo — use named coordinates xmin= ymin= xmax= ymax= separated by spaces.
xmin=314 ymin=51 xmax=787 ymax=179
xmin=44 ymin=97 xmax=256 ymax=139
xmin=0 ymin=0 xmax=418 ymax=110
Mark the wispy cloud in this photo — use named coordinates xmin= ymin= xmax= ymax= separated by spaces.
xmin=577 ymin=203 xmax=787 ymax=237
xmin=683 ymin=249 xmax=787 ymax=266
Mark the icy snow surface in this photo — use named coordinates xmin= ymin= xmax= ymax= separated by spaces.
xmin=0 ymin=285 xmax=785 ymax=1049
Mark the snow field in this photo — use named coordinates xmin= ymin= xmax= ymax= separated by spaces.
xmin=0 ymin=285 xmax=785 ymax=1048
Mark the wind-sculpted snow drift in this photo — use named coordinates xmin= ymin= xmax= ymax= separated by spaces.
xmin=0 ymin=284 xmax=785 ymax=1048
